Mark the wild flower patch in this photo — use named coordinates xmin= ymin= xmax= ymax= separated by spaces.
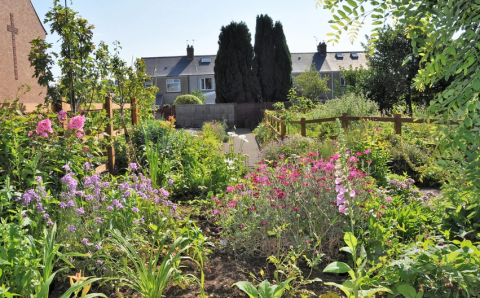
xmin=213 ymin=151 xmax=375 ymax=259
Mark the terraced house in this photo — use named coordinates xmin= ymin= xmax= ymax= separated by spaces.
xmin=143 ymin=42 xmax=367 ymax=104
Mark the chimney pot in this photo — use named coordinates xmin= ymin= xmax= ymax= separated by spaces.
xmin=187 ymin=45 xmax=194 ymax=60
xmin=317 ymin=42 xmax=327 ymax=55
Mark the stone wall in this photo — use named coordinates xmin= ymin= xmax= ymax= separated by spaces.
xmin=175 ymin=104 xmax=235 ymax=128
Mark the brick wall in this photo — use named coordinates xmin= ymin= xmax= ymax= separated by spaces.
xmin=0 ymin=0 xmax=47 ymax=103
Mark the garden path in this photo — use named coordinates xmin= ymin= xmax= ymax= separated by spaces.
xmin=223 ymin=128 xmax=261 ymax=171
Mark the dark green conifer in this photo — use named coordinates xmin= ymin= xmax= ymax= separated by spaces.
xmin=254 ymin=14 xmax=276 ymax=102
xmin=273 ymin=21 xmax=292 ymax=101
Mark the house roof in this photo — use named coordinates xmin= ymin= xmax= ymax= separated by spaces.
xmin=142 ymin=55 xmax=216 ymax=77
xmin=142 ymin=51 xmax=367 ymax=77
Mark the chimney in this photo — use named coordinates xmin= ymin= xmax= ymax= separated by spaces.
xmin=187 ymin=45 xmax=194 ymax=60
xmin=317 ymin=42 xmax=327 ymax=55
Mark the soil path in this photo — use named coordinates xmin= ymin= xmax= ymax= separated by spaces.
xmin=222 ymin=128 xmax=261 ymax=171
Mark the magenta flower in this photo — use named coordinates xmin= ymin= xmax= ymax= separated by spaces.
xmin=339 ymin=205 xmax=347 ymax=213
xmin=385 ymin=197 xmax=392 ymax=202
xmin=226 ymin=186 xmax=235 ymax=192
xmin=293 ymin=206 xmax=299 ymax=211
xmin=35 ymin=118 xmax=54 ymax=136
xmin=239 ymin=225 xmax=244 ymax=229
xmin=364 ymin=149 xmax=371 ymax=154
xmin=213 ymin=210 xmax=220 ymax=215
xmin=28 ymin=131 xmax=33 ymax=137
xmin=262 ymin=222 xmax=267 ymax=226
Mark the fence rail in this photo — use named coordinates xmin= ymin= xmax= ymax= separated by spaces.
xmin=264 ymin=111 xmax=459 ymax=138
xmin=1 ymin=97 xmax=139 ymax=175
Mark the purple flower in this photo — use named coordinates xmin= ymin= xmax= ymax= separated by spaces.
xmin=129 ymin=163 xmax=137 ymax=171
xmin=132 ymin=207 xmax=139 ymax=213
xmin=63 ymin=164 xmax=71 ymax=172
xmin=68 ymin=225 xmax=76 ymax=232
xmin=76 ymin=208 xmax=85 ymax=215
xmin=106 ymin=206 xmax=114 ymax=212
xmin=96 ymin=260 xmax=103 ymax=265
xmin=47 ymin=221 xmax=54 ymax=226
xmin=35 ymin=176 xmax=42 ymax=182
xmin=168 ymin=179 xmax=174 ymax=185
xmin=95 ymin=245 xmax=102 ymax=250
xmin=66 ymin=200 xmax=75 ymax=208
xmin=59 ymin=202 xmax=67 ymax=209
xmin=95 ymin=217 xmax=104 ymax=223
xmin=43 ymin=214 xmax=50 ymax=219
xmin=82 ymin=238 xmax=89 ymax=245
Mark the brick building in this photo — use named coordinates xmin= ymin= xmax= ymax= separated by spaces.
xmin=1 ymin=0 xmax=47 ymax=103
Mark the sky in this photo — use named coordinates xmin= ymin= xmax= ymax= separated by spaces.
xmin=30 ymin=0 xmax=377 ymax=78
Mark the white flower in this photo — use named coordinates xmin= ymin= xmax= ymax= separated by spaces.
xmin=224 ymin=159 xmax=234 ymax=165
xmin=238 ymin=135 xmax=246 ymax=140
xmin=242 ymin=139 xmax=249 ymax=143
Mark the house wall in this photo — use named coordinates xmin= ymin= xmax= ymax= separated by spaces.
xmin=0 ymin=0 xmax=47 ymax=103
xmin=152 ymin=76 xmax=189 ymax=105
xmin=188 ymin=75 xmax=215 ymax=92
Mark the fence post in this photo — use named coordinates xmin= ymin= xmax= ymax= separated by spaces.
xmin=280 ymin=117 xmax=286 ymax=139
xmin=301 ymin=118 xmax=306 ymax=137
xmin=341 ymin=113 xmax=349 ymax=131
xmin=105 ymin=97 xmax=115 ymax=175
xmin=394 ymin=113 xmax=402 ymax=135
xmin=276 ymin=118 xmax=280 ymax=132
xmin=131 ymin=97 xmax=139 ymax=125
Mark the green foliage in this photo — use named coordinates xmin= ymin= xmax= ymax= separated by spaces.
xmin=107 ymin=227 xmax=191 ymax=298
xmin=293 ymin=64 xmax=330 ymax=100
xmin=381 ymin=240 xmax=480 ymax=297
xmin=191 ymin=90 xmax=206 ymax=104
xmin=174 ymin=94 xmax=203 ymax=105
xmin=215 ymin=21 xmax=260 ymax=103
xmin=323 ymin=232 xmax=392 ymax=298
xmin=316 ymin=0 xmax=480 ymax=200
xmin=232 ymin=278 xmax=294 ymax=298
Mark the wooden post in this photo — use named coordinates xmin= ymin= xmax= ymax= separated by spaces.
xmin=341 ymin=113 xmax=349 ymax=131
xmin=131 ymin=97 xmax=139 ymax=125
xmin=394 ymin=113 xmax=402 ymax=135
xmin=276 ymin=118 xmax=280 ymax=132
xmin=280 ymin=117 xmax=286 ymax=139
xmin=300 ymin=117 xmax=306 ymax=137
xmin=105 ymin=97 xmax=115 ymax=175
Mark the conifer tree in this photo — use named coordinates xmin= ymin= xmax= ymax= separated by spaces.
xmin=272 ymin=21 xmax=292 ymax=102
xmin=214 ymin=22 xmax=260 ymax=103
xmin=253 ymin=14 xmax=276 ymax=102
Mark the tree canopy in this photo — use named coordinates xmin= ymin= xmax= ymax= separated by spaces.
xmin=272 ymin=21 xmax=293 ymax=102
xmin=316 ymin=0 xmax=480 ymax=191
xmin=214 ymin=21 xmax=260 ymax=103
xmin=293 ymin=64 xmax=330 ymax=100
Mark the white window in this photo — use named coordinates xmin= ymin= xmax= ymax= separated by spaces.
xmin=200 ymin=78 xmax=214 ymax=90
xmin=166 ymin=79 xmax=181 ymax=92
xmin=340 ymin=77 xmax=347 ymax=86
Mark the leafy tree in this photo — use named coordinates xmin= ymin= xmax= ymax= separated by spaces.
xmin=174 ymin=95 xmax=202 ymax=105
xmin=214 ymin=21 xmax=260 ymax=103
xmin=253 ymin=14 xmax=276 ymax=102
xmin=316 ymin=0 xmax=480 ymax=191
xmin=191 ymin=90 xmax=206 ymax=104
xmin=273 ymin=21 xmax=293 ymax=102
xmin=293 ymin=64 xmax=330 ymax=100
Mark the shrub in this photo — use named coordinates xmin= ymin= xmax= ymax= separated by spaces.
xmin=191 ymin=89 xmax=206 ymax=104
xmin=202 ymin=120 xmax=228 ymax=142
xmin=173 ymin=95 xmax=202 ymax=105
xmin=259 ymin=134 xmax=335 ymax=162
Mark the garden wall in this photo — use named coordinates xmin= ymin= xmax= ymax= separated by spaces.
xmin=164 ymin=102 xmax=293 ymax=128
xmin=174 ymin=104 xmax=235 ymax=128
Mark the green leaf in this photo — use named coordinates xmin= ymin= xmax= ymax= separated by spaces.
xmin=258 ymin=280 xmax=275 ymax=298
xmin=331 ymin=25 xmax=339 ymax=30
xmin=343 ymin=5 xmax=352 ymax=13
xmin=232 ymin=281 xmax=258 ymax=298
xmin=344 ymin=232 xmax=357 ymax=251
xmin=323 ymin=262 xmax=352 ymax=274
xmin=397 ymin=284 xmax=417 ymax=298
xmin=347 ymin=0 xmax=358 ymax=8
xmin=473 ymin=79 xmax=480 ymax=91
xmin=324 ymin=282 xmax=352 ymax=297
xmin=360 ymin=286 xmax=392 ymax=297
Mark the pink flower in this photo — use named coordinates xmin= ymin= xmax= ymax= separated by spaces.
xmin=385 ymin=197 xmax=392 ymax=202
xmin=67 ymin=115 xmax=86 ymax=130
xmin=57 ymin=110 xmax=67 ymax=123
xmin=262 ymin=222 xmax=267 ymax=226
xmin=76 ymin=132 xmax=83 ymax=138
xmin=349 ymin=189 xmax=356 ymax=197
xmin=279 ymin=154 xmax=285 ymax=159
xmin=335 ymin=178 xmax=343 ymax=185
xmin=339 ymin=205 xmax=347 ymax=213
xmin=213 ymin=210 xmax=220 ymax=215
xmin=28 ymin=131 xmax=33 ymax=137
xmin=239 ymin=225 xmax=244 ymax=229
xmin=364 ymin=149 xmax=371 ymax=154
xmin=226 ymin=186 xmax=235 ymax=192
xmin=293 ymin=206 xmax=299 ymax=211
xmin=35 ymin=118 xmax=53 ymax=136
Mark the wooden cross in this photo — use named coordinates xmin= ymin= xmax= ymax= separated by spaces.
xmin=7 ymin=13 xmax=19 ymax=80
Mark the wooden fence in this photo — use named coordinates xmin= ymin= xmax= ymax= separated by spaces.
xmin=264 ymin=111 xmax=458 ymax=138
xmin=1 ymin=97 xmax=139 ymax=175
